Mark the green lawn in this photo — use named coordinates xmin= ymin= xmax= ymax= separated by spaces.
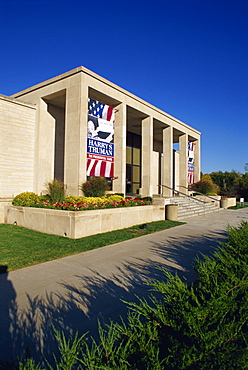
xmin=0 ymin=220 xmax=183 ymax=271
xmin=229 ymin=202 xmax=248 ymax=209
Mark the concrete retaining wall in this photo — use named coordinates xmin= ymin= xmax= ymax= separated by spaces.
xmin=194 ymin=195 xmax=236 ymax=208
xmin=226 ymin=197 xmax=236 ymax=207
xmin=220 ymin=197 xmax=236 ymax=208
xmin=4 ymin=204 xmax=165 ymax=239
xmin=0 ymin=198 xmax=13 ymax=223
xmin=194 ymin=195 xmax=221 ymax=207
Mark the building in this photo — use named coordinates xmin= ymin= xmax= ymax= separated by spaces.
xmin=0 ymin=66 xmax=200 ymax=220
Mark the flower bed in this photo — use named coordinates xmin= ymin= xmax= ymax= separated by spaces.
xmin=11 ymin=192 xmax=152 ymax=210
xmin=29 ymin=198 xmax=152 ymax=211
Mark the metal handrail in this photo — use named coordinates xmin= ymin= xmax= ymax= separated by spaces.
xmin=159 ymin=184 xmax=208 ymax=217
xmin=179 ymin=185 xmax=221 ymax=204
xmin=159 ymin=184 xmax=207 ymax=204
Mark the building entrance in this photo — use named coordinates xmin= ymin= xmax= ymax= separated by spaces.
xmin=126 ymin=132 xmax=141 ymax=194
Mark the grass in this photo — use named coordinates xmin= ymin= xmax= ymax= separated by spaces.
xmin=0 ymin=220 xmax=183 ymax=272
xmin=229 ymin=202 xmax=248 ymax=209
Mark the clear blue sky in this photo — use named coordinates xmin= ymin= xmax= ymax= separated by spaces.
xmin=1 ymin=0 xmax=247 ymax=174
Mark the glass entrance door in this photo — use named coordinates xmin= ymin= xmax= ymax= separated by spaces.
xmin=126 ymin=132 xmax=141 ymax=195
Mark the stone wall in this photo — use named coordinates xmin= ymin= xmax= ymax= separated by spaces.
xmin=0 ymin=95 xmax=36 ymax=198
xmin=5 ymin=204 xmax=165 ymax=239
xmin=0 ymin=198 xmax=13 ymax=223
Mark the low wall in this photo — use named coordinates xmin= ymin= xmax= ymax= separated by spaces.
xmin=194 ymin=195 xmax=221 ymax=207
xmin=0 ymin=198 xmax=13 ymax=223
xmin=220 ymin=197 xmax=236 ymax=208
xmin=4 ymin=204 xmax=165 ymax=239
xmin=194 ymin=195 xmax=236 ymax=208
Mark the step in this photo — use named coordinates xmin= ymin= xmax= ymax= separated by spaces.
xmin=162 ymin=196 xmax=220 ymax=220
xmin=178 ymin=208 xmax=221 ymax=221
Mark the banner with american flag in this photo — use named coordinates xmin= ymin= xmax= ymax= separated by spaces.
xmin=87 ymin=98 xmax=115 ymax=177
xmin=188 ymin=142 xmax=194 ymax=184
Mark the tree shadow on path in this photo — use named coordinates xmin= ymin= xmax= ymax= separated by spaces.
xmin=0 ymin=230 xmax=227 ymax=367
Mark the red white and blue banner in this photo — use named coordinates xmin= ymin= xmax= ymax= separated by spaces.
xmin=188 ymin=142 xmax=194 ymax=184
xmin=87 ymin=98 xmax=115 ymax=177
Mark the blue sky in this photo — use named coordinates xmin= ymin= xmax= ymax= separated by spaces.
xmin=1 ymin=0 xmax=247 ymax=174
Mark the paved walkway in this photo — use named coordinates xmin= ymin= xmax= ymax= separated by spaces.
xmin=1 ymin=208 xmax=248 ymax=365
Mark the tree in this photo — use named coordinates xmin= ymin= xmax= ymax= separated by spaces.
xmin=208 ymin=170 xmax=248 ymax=200
xmin=210 ymin=171 xmax=241 ymax=195
xmin=191 ymin=178 xmax=219 ymax=195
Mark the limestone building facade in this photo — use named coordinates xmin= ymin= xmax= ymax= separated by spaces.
xmin=0 ymin=66 xmax=201 ymax=214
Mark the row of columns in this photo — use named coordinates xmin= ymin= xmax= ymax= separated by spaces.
xmin=113 ymin=103 xmax=200 ymax=197
xmin=62 ymin=92 xmax=200 ymax=198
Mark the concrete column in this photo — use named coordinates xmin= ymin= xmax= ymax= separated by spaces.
xmin=113 ymin=102 xmax=126 ymax=195
xmin=64 ymin=74 xmax=87 ymax=195
xmin=140 ymin=116 xmax=153 ymax=196
xmin=35 ymin=98 xmax=56 ymax=194
xmin=78 ymin=79 xmax=88 ymax=188
xmin=179 ymin=133 xmax=188 ymax=191
xmin=162 ymin=126 xmax=173 ymax=197
xmin=193 ymin=139 xmax=200 ymax=183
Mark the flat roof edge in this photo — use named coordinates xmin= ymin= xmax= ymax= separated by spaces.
xmin=11 ymin=67 xmax=83 ymax=98
xmin=0 ymin=94 xmax=36 ymax=109
xmin=11 ymin=66 xmax=201 ymax=135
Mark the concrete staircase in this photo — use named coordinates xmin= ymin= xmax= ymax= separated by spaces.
xmin=168 ymin=196 xmax=220 ymax=220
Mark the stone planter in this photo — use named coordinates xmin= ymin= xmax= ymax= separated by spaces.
xmin=165 ymin=204 xmax=178 ymax=221
xmin=220 ymin=197 xmax=236 ymax=208
xmin=220 ymin=199 xmax=229 ymax=209
xmin=4 ymin=204 xmax=165 ymax=239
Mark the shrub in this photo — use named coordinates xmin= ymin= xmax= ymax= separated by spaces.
xmin=192 ymin=179 xmax=219 ymax=195
xmin=81 ymin=177 xmax=109 ymax=197
xmin=45 ymin=179 xmax=66 ymax=203
xmin=12 ymin=192 xmax=39 ymax=206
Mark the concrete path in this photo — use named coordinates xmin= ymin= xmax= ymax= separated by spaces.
xmin=1 ymin=208 xmax=248 ymax=365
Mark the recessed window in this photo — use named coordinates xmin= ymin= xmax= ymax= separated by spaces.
xmin=126 ymin=132 xmax=141 ymax=194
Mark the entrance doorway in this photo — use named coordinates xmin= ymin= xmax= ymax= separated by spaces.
xmin=126 ymin=132 xmax=141 ymax=195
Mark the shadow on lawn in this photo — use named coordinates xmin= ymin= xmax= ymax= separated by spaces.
xmin=0 ymin=230 xmax=227 ymax=368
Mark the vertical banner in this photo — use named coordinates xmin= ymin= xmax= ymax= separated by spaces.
xmin=87 ymin=98 xmax=115 ymax=177
xmin=188 ymin=142 xmax=194 ymax=184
